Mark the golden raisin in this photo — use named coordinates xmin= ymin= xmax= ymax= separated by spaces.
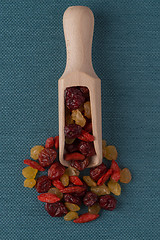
xmin=91 ymin=184 xmax=110 ymax=196
xmin=103 ymin=145 xmax=118 ymax=160
xmin=48 ymin=188 xmax=63 ymax=199
xmin=30 ymin=145 xmax=44 ymax=160
xmin=60 ymin=174 xmax=69 ymax=187
xmin=24 ymin=179 xmax=36 ymax=188
xmin=84 ymin=101 xmax=91 ymax=119
xmin=88 ymin=203 xmax=101 ymax=215
xmin=66 ymin=114 xmax=74 ymax=125
xmin=108 ymin=179 xmax=121 ymax=196
xmin=65 ymin=166 xmax=80 ymax=176
xmin=65 ymin=138 xmax=75 ymax=144
xmin=120 ymin=168 xmax=132 ymax=184
xmin=64 ymin=211 xmax=79 ymax=221
xmin=22 ymin=166 xmax=38 ymax=179
xmin=83 ymin=176 xmax=97 ymax=187
xmin=71 ymin=109 xmax=86 ymax=127
xmin=65 ymin=202 xmax=80 ymax=211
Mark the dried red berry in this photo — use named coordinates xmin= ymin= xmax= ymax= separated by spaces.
xmin=38 ymin=148 xmax=57 ymax=167
xmin=52 ymin=179 xmax=65 ymax=190
xmin=65 ymin=87 xmax=85 ymax=110
xmin=65 ymin=141 xmax=79 ymax=153
xmin=70 ymin=182 xmax=88 ymax=197
xmin=110 ymin=160 xmax=120 ymax=182
xmin=64 ymin=124 xmax=82 ymax=139
xmin=79 ymin=87 xmax=90 ymax=99
xmin=84 ymin=122 xmax=92 ymax=133
xmin=36 ymin=176 xmax=52 ymax=193
xmin=78 ymin=130 xmax=95 ymax=142
xmin=90 ymin=163 xmax=107 ymax=181
xmin=69 ymin=176 xmax=83 ymax=185
xmin=71 ymin=158 xmax=89 ymax=171
xmin=45 ymin=137 xmax=54 ymax=148
xmin=48 ymin=162 xmax=65 ymax=180
xmin=64 ymin=152 xmax=85 ymax=161
xmin=63 ymin=193 xmax=81 ymax=206
xmin=60 ymin=186 xmax=86 ymax=194
xmin=54 ymin=136 xmax=59 ymax=149
xmin=83 ymin=191 xmax=98 ymax=207
xmin=99 ymin=195 xmax=117 ymax=211
xmin=23 ymin=159 xmax=45 ymax=171
xmin=97 ymin=169 xmax=113 ymax=186
xmin=37 ymin=193 xmax=60 ymax=203
xmin=73 ymin=213 xmax=99 ymax=223
xmin=45 ymin=202 xmax=68 ymax=217
xmin=78 ymin=141 xmax=96 ymax=157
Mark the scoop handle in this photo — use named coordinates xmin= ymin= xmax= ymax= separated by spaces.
xmin=63 ymin=6 xmax=96 ymax=77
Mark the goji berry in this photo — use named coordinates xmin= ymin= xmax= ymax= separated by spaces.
xmin=111 ymin=160 xmax=120 ymax=172
xmin=69 ymin=176 xmax=83 ymax=185
xmin=37 ymin=193 xmax=60 ymax=203
xmin=54 ymin=136 xmax=59 ymax=149
xmin=52 ymin=179 xmax=65 ymax=190
xmin=97 ymin=169 xmax=113 ymax=186
xmin=64 ymin=152 xmax=85 ymax=161
xmin=45 ymin=137 xmax=54 ymax=148
xmin=73 ymin=213 xmax=99 ymax=223
xmin=60 ymin=186 xmax=86 ymax=194
xmin=24 ymin=159 xmax=45 ymax=171
xmin=110 ymin=160 xmax=120 ymax=182
xmin=78 ymin=130 xmax=95 ymax=142
xmin=48 ymin=162 xmax=65 ymax=180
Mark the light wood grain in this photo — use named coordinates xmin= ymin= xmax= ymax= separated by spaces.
xmin=58 ymin=6 xmax=102 ymax=167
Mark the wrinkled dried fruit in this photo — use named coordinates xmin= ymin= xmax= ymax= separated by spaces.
xmin=65 ymin=202 xmax=80 ymax=211
xmin=65 ymin=87 xmax=85 ymax=110
xmin=79 ymin=86 xmax=89 ymax=99
xmin=64 ymin=152 xmax=85 ymax=161
xmin=22 ymin=166 xmax=38 ymax=179
xmin=91 ymin=184 xmax=110 ymax=196
xmin=65 ymin=141 xmax=79 ymax=152
xmin=71 ymin=158 xmax=89 ymax=171
xmin=97 ymin=169 xmax=113 ymax=186
xmin=108 ymin=180 xmax=121 ymax=196
xmin=120 ymin=168 xmax=132 ymax=183
xmin=45 ymin=202 xmax=68 ymax=217
xmin=84 ymin=101 xmax=91 ymax=119
xmin=72 ymin=181 xmax=88 ymax=198
xmin=70 ymin=176 xmax=83 ymax=185
xmin=52 ymin=179 xmax=65 ymax=190
xmin=65 ymin=138 xmax=75 ymax=145
xmin=38 ymin=193 xmax=60 ymax=203
xmin=54 ymin=136 xmax=59 ymax=149
xmin=71 ymin=109 xmax=86 ymax=127
xmin=36 ymin=175 xmax=52 ymax=193
xmin=99 ymin=195 xmax=117 ymax=211
xmin=64 ymin=124 xmax=82 ymax=139
xmin=88 ymin=203 xmax=101 ymax=215
xmin=63 ymin=194 xmax=81 ymax=206
xmin=48 ymin=188 xmax=63 ymax=199
xmin=45 ymin=137 xmax=54 ymax=148
xmin=65 ymin=166 xmax=80 ymax=176
xmin=78 ymin=141 xmax=96 ymax=157
xmin=60 ymin=174 xmax=69 ymax=187
xmin=23 ymin=159 xmax=45 ymax=171
xmin=73 ymin=213 xmax=99 ymax=223
xmin=38 ymin=148 xmax=57 ymax=168
xmin=84 ymin=122 xmax=92 ymax=133
xmin=103 ymin=145 xmax=118 ymax=160
xmin=64 ymin=211 xmax=79 ymax=221
xmin=24 ymin=178 xmax=36 ymax=188
xmin=65 ymin=113 xmax=74 ymax=125
xmin=83 ymin=191 xmax=98 ymax=207
xmin=48 ymin=162 xmax=65 ymax=180
xmin=78 ymin=130 xmax=95 ymax=142
xmin=30 ymin=145 xmax=44 ymax=160
xmin=61 ymin=186 xmax=86 ymax=194
xmin=90 ymin=163 xmax=107 ymax=181
xmin=83 ymin=176 xmax=96 ymax=187
xmin=110 ymin=160 xmax=120 ymax=182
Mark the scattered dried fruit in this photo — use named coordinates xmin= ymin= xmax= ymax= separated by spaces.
xmin=48 ymin=162 xmax=65 ymax=180
xmin=65 ymin=166 xmax=80 ymax=176
xmin=45 ymin=137 xmax=54 ymax=149
xmin=36 ymin=176 xmax=52 ymax=193
xmin=78 ymin=141 xmax=96 ymax=157
xmin=69 ymin=176 xmax=83 ymax=185
xmin=90 ymin=163 xmax=107 ymax=181
xmin=99 ymin=195 xmax=117 ymax=211
xmin=83 ymin=176 xmax=97 ymax=187
xmin=71 ymin=158 xmax=89 ymax=171
xmin=60 ymin=173 xmax=69 ymax=187
xmin=64 ymin=124 xmax=82 ymax=139
xmin=103 ymin=145 xmax=118 ymax=160
xmin=71 ymin=109 xmax=86 ymax=127
xmin=65 ymin=202 xmax=80 ymax=211
xmin=73 ymin=213 xmax=99 ymax=223
xmin=30 ymin=145 xmax=44 ymax=160
xmin=120 ymin=168 xmax=132 ymax=183
xmin=24 ymin=159 xmax=45 ymax=171
xmin=61 ymin=186 xmax=86 ymax=194
xmin=88 ymin=203 xmax=101 ymax=215
xmin=37 ymin=193 xmax=60 ymax=203
xmin=65 ymin=87 xmax=85 ymax=110
xmin=63 ymin=194 xmax=81 ymax=206
xmin=22 ymin=166 xmax=38 ymax=179
xmin=45 ymin=202 xmax=68 ymax=217
xmin=38 ymin=148 xmax=57 ymax=167
xmin=64 ymin=152 xmax=85 ymax=161
xmin=97 ymin=169 xmax=113 ymax=186
xmin=52 ymin=179 xmax=65 ymax=190
xmin=108 ymin=180 xmax=121 ymax=196
xmin=48 ymin=188 xmax=63 ymax=199
xmin=64 ymin=211 xmax=79 ymax=221
xmin=91 ymin=184 xmax=110 ymax=196
xmin=78 ymin=130 xmax=95 ymax=142
xmin=24 ymin=179 xmax=36 ymax=188
xmin=83 ymin=191 xmax=98 ymax=207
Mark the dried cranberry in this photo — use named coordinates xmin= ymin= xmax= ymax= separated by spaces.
xmin=65 ymin=140 xmax=79 ymax=153
xmin=78 ymin=141 xmax=96 ymax=157
xmin=68 ymin=182 xmax=88 ymax=197
xmin=65 ymin=87 xmax=85 ymax=110
xmin=84 ymin=122 xmax=92 ymax=133
xmin=90 ymin=163 xmax=107 ymax=181
xmin=71 ymin=158 xmax=89 ymax=171
xmin=36 ymin=176 xmax=52 ymax=193
xmin=99 ymin=195 xmax=117 ymax=211
xmin=48 ymin=162 xmax=65 ymax=180
xmin=38 ymin=148 xmax=57 ymax=167
xmin=63 ymin=194 xmax=81 ymax=206
xmin=79 ymin=86 xmax=89 ymax=99
xmin=83 ymin=191 xmax=98 ymax=207
xmin=45 ymin=202 xmax=68 ymax=217
xmin=64 ymin=124 xmax=82 ymax=139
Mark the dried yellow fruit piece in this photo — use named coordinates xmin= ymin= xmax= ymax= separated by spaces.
xmin=48 ymin=188 xmax=63 ymax=199
xmin=64 ymin=211 xmax=79 ymax=221
xmin=65 ymin=203 xmax=80 ymax=211
xmin=71 ymin=109 xmax=86 ymax=127
xmin=88 ymin=203 xmax=101 ymax=215
xmin=65 ymin=166 xmax=80 ymax=176
xmin=30 ymin=145 xmax=44 ymax=160
xmin=103 ymin=145 xmax=118 ymax=160
xmin=65 ymin=137 xmax=75 ymax=144
xmin=83 ymin=176 xmax=97 ymax=187
xmin=84 ymin=101 xmax=91 ymax=119
xmin=60 ymin=174 xmax=69 ymax=187
xmin=91 ymin=184 xmax=110 ymax=196
xmin=24 ymin=179 xmax=36 ymax=188
xmin=108 ymin=180 xmax=121 ymax=196
xmin=120 ymin=168 xmax=132 ymax=184
xmin=22 ymin=166 xmax=38 ymax=179
xmin=66 ymin=114 xmax=74 ymax=125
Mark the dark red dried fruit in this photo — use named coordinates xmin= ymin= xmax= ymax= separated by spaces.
xmin=71 ymin=158 xmax=89 ymax=171
xmin=97 ymin=169 xmax=113 ymax=186
xmin=36 ymin=175 xmax=52 ymax=193
xmin=90 ymin=163 xmax=108 ymax=181
xmin=23 ymin=159 xmax=45 ymax=171
xmin=99 ymin=195 xmax=117 ymax=211
xmin=79 ymin=87 xmax=89 ymax=99
xmin=48 ymin=162 xmax=65 ymax=180
xmin=84 ymin=122 xmax=92 ymax=133
xmin=78 ymin=141 xmax=96 ymax=157
xmin=64 ymin=193 xmax=81 ymax=206
xmin=65 ymin=141 xmax=79 ymax=153
xmin=45 ymin=202 xmax=68 ymax=217
xmin=68 ymin=182 xmax=88 ymax=198
xmin=45 ymin=137 xmax=54 ymax=148
xmin=64 ymin=124 xmax=82 ymax=139
xmin=64 ymin=152 xmax=85 ymax=161
xmin=65 ymin=87 xmax=85 ymax=110
xmin=54 ymin=136 xmax=59 ymax=149
xmin=73 ymin=213 xmax=99 ymax=223
xmin=38 ymin=149 xmax=57 ymax=167
xmin=83 ymin=191 xmax=98 ymax=207
xmin=78 ymin=130 xmax=95 ymax=142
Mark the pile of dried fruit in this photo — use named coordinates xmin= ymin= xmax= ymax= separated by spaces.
xmin=22 ymin=136 xmax=132 ymax=223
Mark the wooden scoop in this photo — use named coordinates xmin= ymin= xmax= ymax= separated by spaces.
xmin=58 ymin=6 xmax=102 ymax=167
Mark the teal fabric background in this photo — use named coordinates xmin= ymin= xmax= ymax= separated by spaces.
xmin=1 ymin=0 xmax=160 ymax=239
